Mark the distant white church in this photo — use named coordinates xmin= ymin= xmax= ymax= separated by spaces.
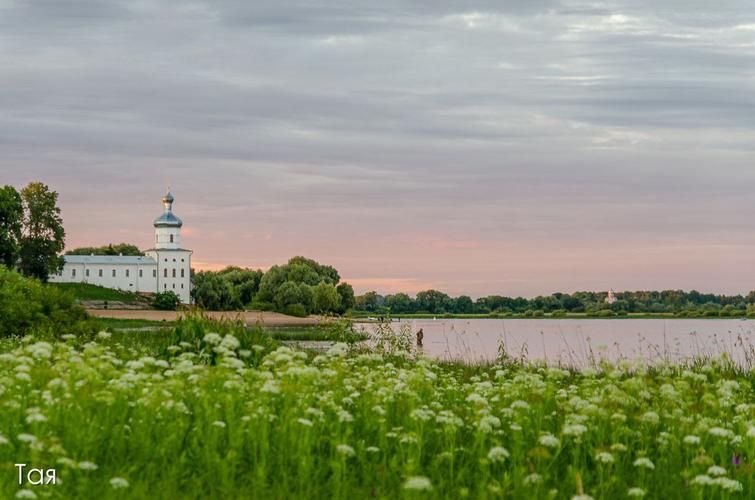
xmin=50 ymin=192 xmax=192 ymax=303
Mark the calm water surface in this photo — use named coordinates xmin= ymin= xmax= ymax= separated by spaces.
xmin=358 ymin=319 xmax=755 ymax=367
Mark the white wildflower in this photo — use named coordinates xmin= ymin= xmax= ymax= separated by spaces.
xmin=683 ymin=435 xmax=701 ymax=446
xmin=596 ymin=452 xmax=614 ymax=464
xmin=109 ymin=477 xmax=130 ymax=489
xmin=202 ymin=333 xmax=222 ymax=346
xmin=563 ymin=424 xmax=588 ymax=437
xmin=633 ymin=458 xmax=654 ymax=470
xmin=487 ymin=446 xmax=510 ymax=463
xmin=524 ymin=473 xmax=542 ymax=485
xmin=336 ymin=444 xmax=355 ymax=457
xmin=403 ymin=476 xmax=433 ymax=491
xmin=707 ymin=465 xmax=727 ymax=477
xmin=539 ymin=434 xmax=561 ymax=448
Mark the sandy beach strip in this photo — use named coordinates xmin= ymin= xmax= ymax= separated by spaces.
xmin=87 ymin=309 xmax=324 ymax=327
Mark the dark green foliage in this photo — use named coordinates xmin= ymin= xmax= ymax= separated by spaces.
xmin=18 ymin=182 xmax=65 ymax=281
xmin=195 ymin=257 xmax=352 ymax=316
xmin=0 ymin=185 xmax=23 ymax=268
xmin=336 ymin=282 xmax=355 ymax=313
xmin=0 ymin=267 xmax=93 ymax=338
xmin=192 ymin=271 xmax=241 ymax=310
xmin=358 ymin=288 xmax=755 ymax=316
xmin=153 ymin=291 xmax=181 ymax=310
xmin=312 ymin=281 xmax=340 ymax=314
xmin=66 ymin=243 xmax=143 ymax=256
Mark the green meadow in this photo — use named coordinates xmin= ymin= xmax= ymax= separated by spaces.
xmin=0 ymin=314 xmax=753 ymax=499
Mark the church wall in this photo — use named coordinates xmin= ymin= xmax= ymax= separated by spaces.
xmin=145 ymin=250 xmax=192 ymax=303
xmin=50 ymin=261 xmax=159 ymax=295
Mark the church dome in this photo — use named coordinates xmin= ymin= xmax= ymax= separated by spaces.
xmin=154 ymin=191 xmax=183 ymax=227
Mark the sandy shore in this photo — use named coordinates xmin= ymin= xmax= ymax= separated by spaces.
xmin=87 ymin=309 xmax=324 ymax=327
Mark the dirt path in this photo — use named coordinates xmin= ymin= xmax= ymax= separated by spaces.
xmin=87 ymin=309 xmax=324 ymax=327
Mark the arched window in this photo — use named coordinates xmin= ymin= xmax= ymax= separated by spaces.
xmin=172 ymin=269 xmax=176 ymax=278
xmin=170 ymin=234 xmax=174 ymax=243
xmin=164 ymin=269 xmax=167 ymax=278
xmin=181 ymin=269 xmax=185 ymax=278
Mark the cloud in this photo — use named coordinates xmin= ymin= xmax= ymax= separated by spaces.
xmin=3 ymin=0 xmax=755 ymax=296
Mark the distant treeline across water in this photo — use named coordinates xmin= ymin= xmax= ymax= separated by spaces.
xmin=354 ymin=289 xmax=755 ymax=317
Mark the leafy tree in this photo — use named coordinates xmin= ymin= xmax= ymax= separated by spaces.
xmin=191 ymin=271 xmax=240 ymax=310
xmin=257 ymin=265 xmax=288 ymax=303
xmin=453 ymin=295 xmax=474 ymax=314
xmin=355 ymin=291 xmax=382 ymax=312
xmin=312 ymin=281 xmax=341 ymax=314
xmin=153 ymin=291 xmax=181 ymax=311
xmin=0 ymin=266 xmax=90 ymax=338
xmin=219 ymin=267 xmax=263 ymax=305
xmin=0 ymin=185 xmax=23 ymax=268
xmin=19 ymin=182 xmax=65 ymax=281
xmin=274 ymin=281 xmax=308 ymax=311
xmin=67 ymin=243 xmax=143 ymax=256
xmin=385 ymin=293 xmax=413 ymax=314
xmin=415 ymin=289 xmax=452 ymax=314
xmin=336 ymin=282 xmax=355 ymax=313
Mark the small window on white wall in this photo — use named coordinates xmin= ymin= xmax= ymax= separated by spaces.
xmin=170 ymin=234 xmax=174 ymax=243
xmin=85 ymin=269 xmax=90 ymax=277
xmin=126 ymin=269 xmax=130 ymax=278
xmin=164 ymin=269 xmax=168 ymax=278
xmin=153 ymin=270 xmax=156 ymax=278
xmin=72 ymin=269 xmax=76 ymax=277
xmin=172 ymin=269 xmax=176 ymax=278
xmin=99 ymin=269 xmax=103 ymax=277
xmin=139 ymin=269 xmax=143 ymax=278
xmin=112 ymin=269 xmax=116 ymax=277
xmin=181 ymin=269 xmax=185 ymax=278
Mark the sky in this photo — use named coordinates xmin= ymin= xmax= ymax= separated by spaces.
xmin=2 ymin=0 xmax=755 ymax=298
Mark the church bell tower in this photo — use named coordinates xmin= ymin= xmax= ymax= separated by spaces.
xmin=153 ymin=191 xmax=182 ymax=249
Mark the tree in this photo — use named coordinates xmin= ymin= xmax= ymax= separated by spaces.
xmin=153 ymin=291 xmax=181 ymax=311
xmin=191 ymin=271 xmax=240 ymax=310
xmin=0 ymin=266 xmax=90 ymax=338
xmin=336 ymin=282 xmax=355 ymax=313
xmin=385 ymin=293 xmax=413 ymax=314
xmin=257 ymin=265 xmax=288 ymax=303
xmin=355 ymin=291 xmax=382 ymax=312
xmin=67 ymin=243 xmax=143 ymax=256
xmin=453 ymin=295 xmax=474 ymax=314
xmin=0 ymin=185 xmax=23 ymax=268
xmin=18 ymin=182 xmax=65 ymax=281
xmin=415 ymin=289 xmax=452 ymax=314
xmin=274 ymin=281 xmax=310 ymax=311
xmin=312 ymin=281 xmax=341 ymax=314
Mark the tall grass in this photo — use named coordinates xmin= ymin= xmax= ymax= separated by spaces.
xmin=0 ymin=317 xmax=752 ymax=498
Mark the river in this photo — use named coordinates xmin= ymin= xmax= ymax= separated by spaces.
xmin=357 ymin=318 xmax=755 ymax=367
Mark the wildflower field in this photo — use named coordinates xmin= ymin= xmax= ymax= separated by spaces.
xmin=0 ymin=317 xmax=753 ymax=499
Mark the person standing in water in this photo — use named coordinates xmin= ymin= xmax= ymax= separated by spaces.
xmin=416 ymin=328 xmax=424 ymax=347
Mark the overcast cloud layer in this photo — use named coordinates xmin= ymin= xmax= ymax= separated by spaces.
xmin=2 ymin=0 xmax=755 ymax=297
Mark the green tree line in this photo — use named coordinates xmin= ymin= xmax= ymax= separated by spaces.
xmin=66 ymin=243 xmax=143 ymax=256
xmin=354 ymin=289 xmax=755 ymax=317
xmin=191 ymin=257 xmax=355 ymax=317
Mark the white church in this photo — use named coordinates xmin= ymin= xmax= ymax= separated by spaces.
xmin=50 ymin=192 xmax=193 ymax=303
